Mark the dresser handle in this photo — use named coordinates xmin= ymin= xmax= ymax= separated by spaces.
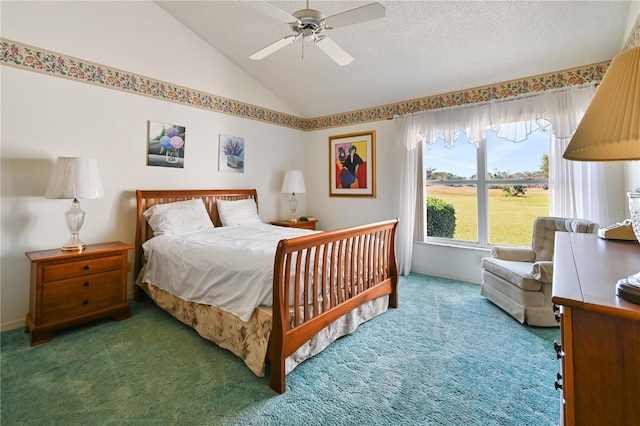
xmin=83 ymin=281 xmax=90 ymax=287
xmin=555 ymin=373 xmax=563 ymax=390
xmin=83 ymin=265 xmax=90 ymax=270
xmin=552 ymin=304 xmax=561 ymax=322
xmin=83 ymin=299 xmax=89 ymax=305
xmin=554 ymin=341 xmax=562 ymax=358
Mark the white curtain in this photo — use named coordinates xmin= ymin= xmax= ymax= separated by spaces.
xmin=395 ymin=117 xmax=424 ymax=275
xmin=394 ymin=84 xmax=602 ymax=274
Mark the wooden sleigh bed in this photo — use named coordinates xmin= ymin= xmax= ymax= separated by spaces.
xmin=134 ymin=189 xmax=398 ymax=393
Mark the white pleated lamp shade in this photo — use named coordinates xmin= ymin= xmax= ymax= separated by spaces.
xmin=281 ymin=170 xmax=306 ymax=194
xmin=563 ymin=46 xmax=640 ymax=161
xmin=45 ymin=157 xmax=105 ymax=199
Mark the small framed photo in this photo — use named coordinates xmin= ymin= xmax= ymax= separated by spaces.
xmin=218 ymin=134 xmax=245 ymax=173
xmin=329 ymin=130 xmax=376 ymax=197
xmin=147 ymin=121 xmax=187 ymax=169
xmin=147 ymin=121 xmax=186 ymax=168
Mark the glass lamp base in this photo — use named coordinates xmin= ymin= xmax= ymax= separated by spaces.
xmin=62 ymin=199 xmax=86 ymax=251
xmin=288 ymin=193 xmax=298 ymax=222
xmin=617 ymin=274 xmax=640 ymax=305
xmin=62 ymin=234 xmax=86 ymax=251
xmin=628 ymin=189 xmax=640 ymax=243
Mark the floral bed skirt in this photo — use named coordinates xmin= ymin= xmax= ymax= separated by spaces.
xmin=142 ymin=282 xmax=388 ymax=377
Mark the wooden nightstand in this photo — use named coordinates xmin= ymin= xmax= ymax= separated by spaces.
xmin=25 ymin=241 xmax=133 ymax=346
xmin=270 ymin=219 xmax=318 ymax=230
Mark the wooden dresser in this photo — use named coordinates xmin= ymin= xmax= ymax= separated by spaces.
xmin=25 ymin=241 xmax=132 ymax=345
xmin=552 ymin=232 xmax=640 ymax=425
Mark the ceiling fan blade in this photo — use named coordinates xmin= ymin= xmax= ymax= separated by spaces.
xmin=324 ymin=2 xmax=386 ymax=29
xmin=242 ymin=0 xmax=300 ymax=24
xmin=250 ymin=35 xmax=299 ymax=60
xmin=314 ymin=36 xmax=353 ymax=66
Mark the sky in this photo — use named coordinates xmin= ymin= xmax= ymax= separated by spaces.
xmin=424 ymin=127 xmax=550 ymax=179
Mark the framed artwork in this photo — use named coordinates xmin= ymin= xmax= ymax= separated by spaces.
xmin=218 ymin=134 xmax=245 ymax=173
xmin=147 ymin=121 xmax=186 ymax=168
xmin=329 ymin=130 xmax=376 ymax=197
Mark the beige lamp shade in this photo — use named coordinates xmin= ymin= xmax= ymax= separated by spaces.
xmin=45 ymin=157 xmax=105 ymax=199
xmin=281 ymin=170 xmax=307 ymax=194
xmin=563 ymin=46 xmax=640 ymax=161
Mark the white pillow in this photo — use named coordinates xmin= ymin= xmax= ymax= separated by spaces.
xmin=143 ymin=199 xmax=214 ymax=236
xmin=216 ymin=198 xmax=262 ymax=226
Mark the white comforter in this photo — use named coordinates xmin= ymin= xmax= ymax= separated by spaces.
xmin=141 ymin=223 xmax=316 ymax=322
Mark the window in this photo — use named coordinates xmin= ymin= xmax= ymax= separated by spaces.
xmin=424 ymin=125 xmax=550 ymax=247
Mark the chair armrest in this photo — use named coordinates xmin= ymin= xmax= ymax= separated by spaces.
xmin=491 ymin=246 xmax=535 ymax=262
xmin=532 ymin=260 xmax=554 ymax=282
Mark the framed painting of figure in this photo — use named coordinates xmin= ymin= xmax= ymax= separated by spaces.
xmin=329 ymin=130 xmax=376 ymax=197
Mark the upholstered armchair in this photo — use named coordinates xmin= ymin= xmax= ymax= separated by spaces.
xmin=480 ymin=216 xmax=599 ymax=327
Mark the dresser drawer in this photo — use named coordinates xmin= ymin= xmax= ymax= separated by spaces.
xmin=42 ymin=270 xmax=123 ymax=323
xmin=42 ymin=254 xmax=122 ymax=282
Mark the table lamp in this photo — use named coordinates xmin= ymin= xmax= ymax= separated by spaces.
xmin=45 ymin=157 xmax=105 ymax=251
xmin=281 ymin=170 xmax=306 ymax=222
xmin=562 ymin=45 xmax=640 ymax=304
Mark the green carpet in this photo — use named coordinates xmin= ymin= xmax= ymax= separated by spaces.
xmin=1 ymin=274 xmax=560 ymax=425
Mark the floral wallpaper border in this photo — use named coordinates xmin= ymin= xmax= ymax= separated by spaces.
xmin=625 ymin=14 xmax=640 ymax=49
xmin=0 ymin=37 xmax=623 ymax=131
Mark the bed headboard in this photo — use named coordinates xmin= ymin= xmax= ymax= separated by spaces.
xmin=134 ymin=189 xmax=258 ymax=278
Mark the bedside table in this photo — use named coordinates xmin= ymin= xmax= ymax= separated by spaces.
xmin=270 ymin=219 xmax=318 ymax=230
xmin=25 ymin=241 xmax=133 ymax=346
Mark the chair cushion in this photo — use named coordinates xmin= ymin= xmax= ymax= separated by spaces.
xmin=481 ymin=257 xmax=542 ymax=291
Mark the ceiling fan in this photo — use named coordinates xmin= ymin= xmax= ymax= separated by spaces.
xmin=246 ymin=0 xmax=386 ymax=66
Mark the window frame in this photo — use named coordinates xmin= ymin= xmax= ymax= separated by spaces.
xmin=423 ymin=136 xmax=549 ymax=248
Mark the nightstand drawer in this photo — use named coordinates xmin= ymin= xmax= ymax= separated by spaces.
xmin=42 ymin=254 xmax=122 ymax=282
xmin=292 ymin=221 xmax=316 ymax=230
xmin=271 ymin=219 xmax=318 ymax=230
xmin=42 ymin=270 xmax=123 ymax=322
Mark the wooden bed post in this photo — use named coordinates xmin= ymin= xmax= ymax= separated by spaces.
xmin=269 ymin=240 xmax=287 ymax=394
xmin=389 ymin=218 xmax=399 ymax=308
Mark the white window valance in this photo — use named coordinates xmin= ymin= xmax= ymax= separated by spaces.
xmin=397 ymin=84 xmax=597 ymax=149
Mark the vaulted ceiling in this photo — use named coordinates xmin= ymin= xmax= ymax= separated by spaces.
xmin=156 ymin=1 xmax=632 ymax=118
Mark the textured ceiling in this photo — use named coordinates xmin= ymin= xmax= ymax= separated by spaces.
xmin=156 ymin=1 xmax=631 ymax=118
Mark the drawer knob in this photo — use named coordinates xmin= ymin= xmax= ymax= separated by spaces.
xmin=83 ymin=299 xmax=89 ymax=305
xmin=83 ymin=281 xmax=90 ymax=287
xmin=83 ymin=265 xmax=91 ymax=270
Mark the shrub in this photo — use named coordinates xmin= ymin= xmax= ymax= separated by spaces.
xmin=502 ymin=185 xmax=526 ymax=197
xmin=427 ymin=197 xmax=456 ymax=238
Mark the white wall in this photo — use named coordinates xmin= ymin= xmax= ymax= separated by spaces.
xmin=0 ymin=1 xmax=306 ymax=330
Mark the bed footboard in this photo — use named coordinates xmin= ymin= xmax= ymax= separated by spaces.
xmin=269 ymin=218 xmax=399 ymax=393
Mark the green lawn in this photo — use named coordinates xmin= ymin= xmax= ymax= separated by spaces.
xmin=427 ymin=186 xmax=549 ymax=246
